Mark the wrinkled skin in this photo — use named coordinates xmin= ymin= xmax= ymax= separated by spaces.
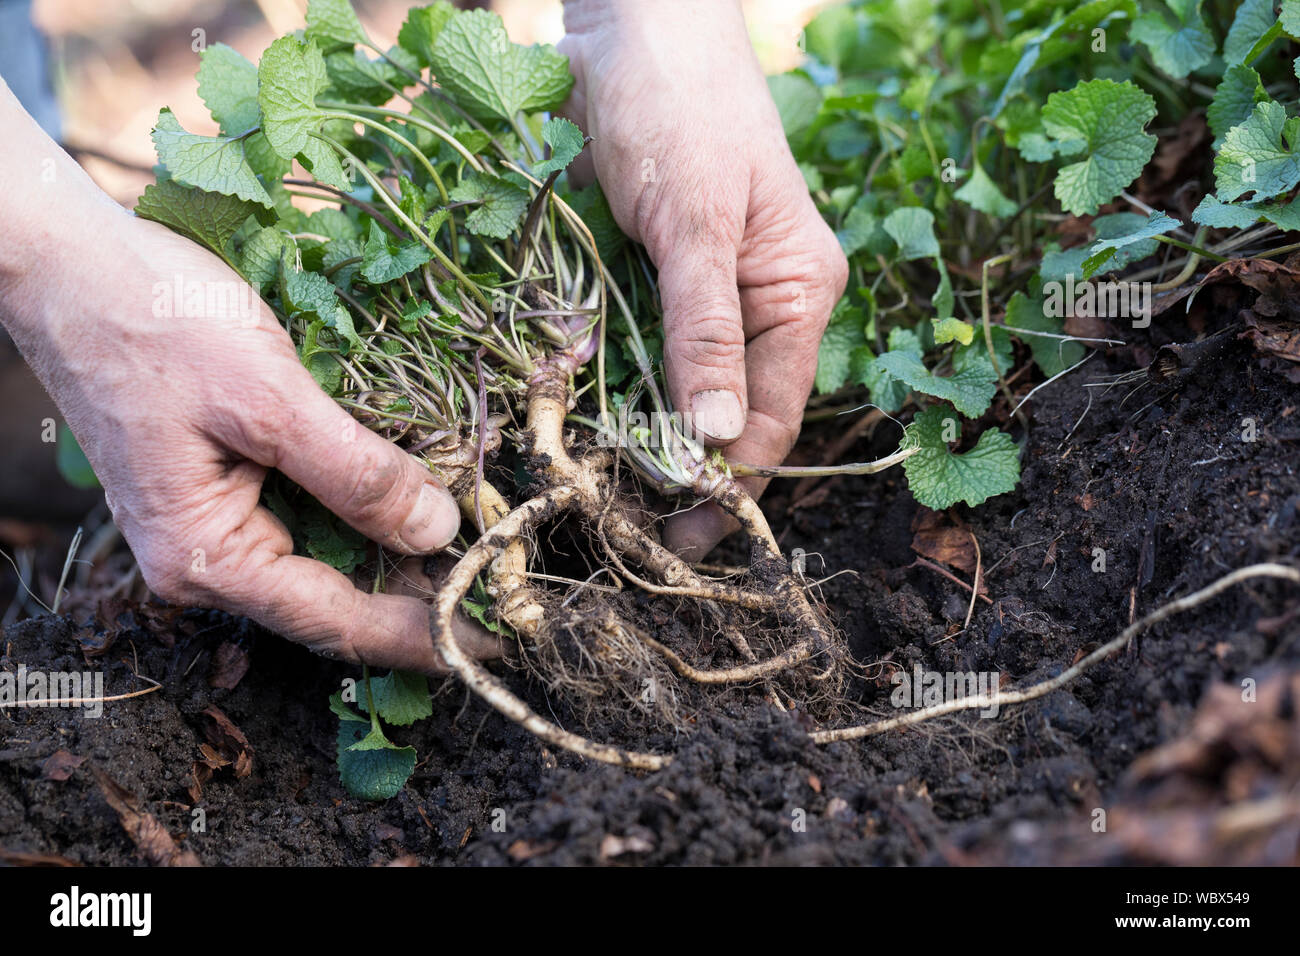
xmin=560 ymin=0 xmax=848 ymax=558
xmin=0 ymin=80 xmax=489 ymax=672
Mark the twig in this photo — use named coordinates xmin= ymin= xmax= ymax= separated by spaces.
xmin=0 ymin=674 xmax=162 ymax=709
xmin=1010 ymin=352 xmax=1094 ymax=417
xmin=962 ymin=533 xmax=983 ymax=631
xmin=911 ymin=558 xmax=993 ymax=604
xmin=51 ymin=527 xmax=83 ymax=616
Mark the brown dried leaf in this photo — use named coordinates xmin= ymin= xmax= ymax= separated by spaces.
xmin=41 ymin=750 xmax=85 ymax=782
xmin=199 ymin=705 xmax=253 ymax=779
xmin=1241 ymin=313 xmax=1300 ymax=364
xmin=207 ymin=641 xmax=250 ymax=690
xmin=93 ymin=769 xmax=201 ymax=867
xmin=910 ymin=509 xmax=976 ymax=574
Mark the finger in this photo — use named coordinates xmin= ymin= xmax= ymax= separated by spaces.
xmin=666 ymin=215 xmax=847 ymax=559
xmin=662 ymin=498 xmax=741 ymax=562
xmin=215 ymin=366 xmax=461 ymax=555
xmin=201 ymin=507 xmax=495 ymax=674
xmin=385 ymin=556 xmax=507 ymax=661
xmin=657 ymin=236 xmax=749 ymax=446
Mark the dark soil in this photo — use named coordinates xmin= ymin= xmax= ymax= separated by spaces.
xmin=3 ymin=301 xmax=1298 ymax=866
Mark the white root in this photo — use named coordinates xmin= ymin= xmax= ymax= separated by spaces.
xmin=431 ymin=485 xmax=671 ymax=770
xmin=810 ymin=563 xmax=1300 ymax=745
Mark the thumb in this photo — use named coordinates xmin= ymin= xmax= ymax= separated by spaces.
xmin=234 ymin=374 xmax=461 ymax=554
xmin=657 ymin=241 xmax=748 ymax=446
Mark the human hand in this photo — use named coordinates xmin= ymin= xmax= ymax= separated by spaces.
xmin=0 ymin=88 xmax=498 ymax=671
xmin=559 ymin=0 xmax=848 ymax=558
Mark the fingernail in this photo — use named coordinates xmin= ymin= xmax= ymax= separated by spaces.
xmin=401 ymin=482 xmax=460 ymax=552
xmin=690 ymin=389 xmax=745 ymax=442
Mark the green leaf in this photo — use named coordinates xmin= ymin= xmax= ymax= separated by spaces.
xmin=1131 ymin=2 xmax=1215 ymax=78
xmin=1082 ymin=210 xmax=1180 ymax=277
xmin=1213 ymin=99 xmax=1300 ymax=202
xmin=802 ymin=3 xmax=859 ymax=70
xmin=1282 ymin=0 xmax=1300 ymax=36
xmin=815 ymin=301 xmax=869 ymax=393
xmin=280 ymin=251 xmax=337 ymax=316
xmin=327 ymin=303 xmax=362 ymax=355
xmin=903 ymin=406 xmax=1020 ymax=509
xmin=933 ymin=317 xmax=975 ymax=346
xmin=837 ymin=198 xmax=888 ymax=257
xmin=449 ymin=171 xmax=530 ymax=238
xmin=398 ymin=2 xmax=457 ymax=67
xmin=1039 ymin=243 xmax=1090 ymax=282
xmin=196 ymin=45 xmax=293 ymax=184
xmin=1042 ymin=79 xmax=1157 ymax=215
xmin=324 ymin=47 xmax=418 ymax=105
xmin=959 ymin=328 xmax=1014 ymax=387
xmin=362 ymin=221 xmax=433 ymax=282
xmin=858 ymin=327 xmax=918 ymax=413
xmin=56 ymin=425 xmax=99 ymax=490
xmin=953 ymin=159 xmax=1018 ymax=217
xmin=1260 ymin=196 xmax=1300 ymax=230
xmin=397 ymin=175 xmax=429 ymax=222
xmin=298 ymin=136 xmax=350 ymax=191
xmin=135 ymin=179 xmax=259 ymax=261
xmin=462 ymin=597 xmax=509 ymax=635
xmin=1207 ymin=64 xmax=1268 ymax=148
xmin=874 ymin=346 xmax=997 ymax=418
xmin=239 ymin=226 xmax=289 ymax=288
xmin=1194 ymin=193 xmax=1300 ymax=231
xmin=197 ymin=43 xmax=260 ymax=133
xmin=883 ymin=207 xmax=940 ymax=259
xmin=336 ymin=719 xmax=417 ymax=801
xmin=532 ymin=117 xmax=585 ymax=178
xmin=257 ymin=36 xmax=330 ymax=160
xmin=1016 ymin=132 xmax=1058 ymax=163
xmin=767 ymin=73 xmax=823 ymax=138
xmin=301 ymin=506 xmax=367 ymax=572
xmin=151 ymin=108 xmax=272 ymax=207
xmin=899 ymin=68 xmax=937 ymax=114
xmin=399 ymin=299 xmax=432 ymax=332
xmin=329 ymin=691 xmax=367 ymax=723
xmin=322 ymin=237 xmax=363 ymax=291
xmin=429 ymin=9 xmax=574 ymax=122
xmin=357 ymin=670 xmax=433 ymax=727
xmin=1192 ymin=193 xmax=1261 ymax=229
xmin=1224 ymin=0 xmax=1276 ymax=65
xmin=307 ymin=206 xmax=360 ymax=241
xmin=299 ymin=319 xmax=343 ymax=394
xmin=305 ymin=0 xmax=370 ymax=50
